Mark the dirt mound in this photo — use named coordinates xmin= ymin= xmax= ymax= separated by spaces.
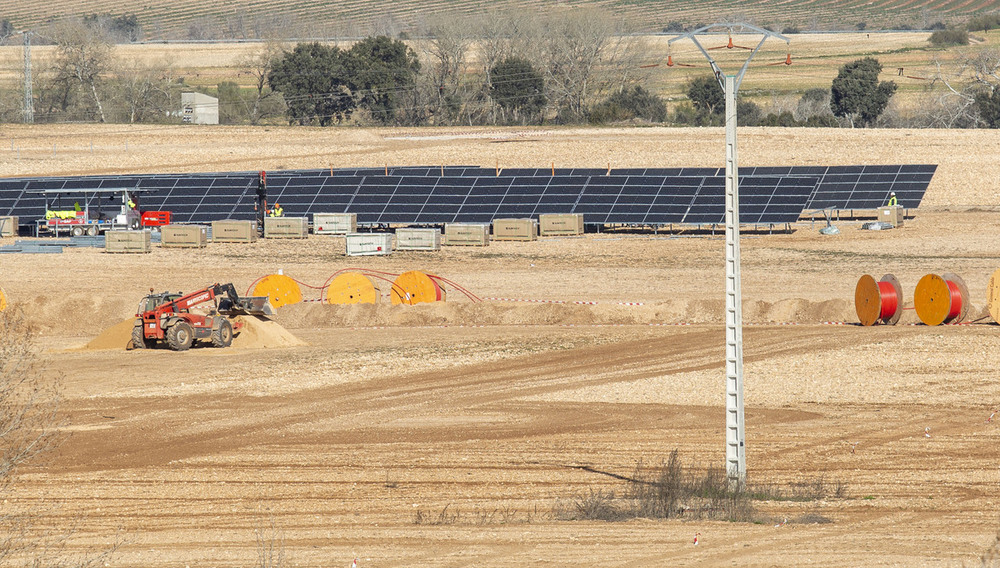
xmin=277 ymin=297 xmax=859 ymax=328
xmin=231 ymin=315 xmax=307 ymax=348
xmin=81 ymin=317 xmax=137 ymax=351
xmin=78 ymin=316 xmax=305 ymax=351
xmin=27 ymin=293 xmax=135 ymax=335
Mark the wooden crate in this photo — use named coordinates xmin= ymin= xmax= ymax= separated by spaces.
xmin=211 ymin=220 xmax=257 ymax=243
xmin=539 ymin=213 xmax=584 ymax=236
xmin=0 ymin=216 xmax=17 ymax=237
xmin=395 ymin=228 xmax=441 ymax=251
xmin=492 ymin=218 xmax=537 ymax=241
xmin=444 ymin=223 xmax=489 ymax=246
xmin=105 ymin=230 xmax=151 ymax=253
xmin=264 ymin=217 xmax=309 ymax=239
xmin=313 ymin=213 xmax=357 ymax=235
xmin=345 ymin=233 xmax=393 ymax=256
xmin=160 ymin=224 xmax=208 ymax=248
xmin=878 ymin=206 xmax=904 ymax=228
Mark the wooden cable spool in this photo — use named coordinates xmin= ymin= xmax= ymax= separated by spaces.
xmin=987 ymin=268 xmax=1000 ymax=324
xmin=390 ymin=270 xmax=446 ymax=305
xmin=854 ymin=273 xmax=903 ymax=326
xmin=251 ymin=274 xmax=303 ymax=309
xmin=326 ymin=272 xmax=379 ymax=305
xmin=914 ymin=272 xmax=970 ymax=326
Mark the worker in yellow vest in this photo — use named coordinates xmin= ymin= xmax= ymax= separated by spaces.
xmin=269 ymin=203 xmax=284 ymax=217
xmin=887 ymin=192 xmax=897 ymax=207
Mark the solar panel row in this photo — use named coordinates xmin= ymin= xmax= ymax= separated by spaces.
xmin=0 ymin=164 xmax=933 ymax=229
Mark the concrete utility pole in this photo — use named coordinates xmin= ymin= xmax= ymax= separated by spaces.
xmin=668 ymin=23 xmax=788 ymax=489
xmin=23 ymin=30 xmax=33 ymax=124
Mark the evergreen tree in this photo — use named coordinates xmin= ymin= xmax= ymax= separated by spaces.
xmin=489 ymin=57 xmax=546 ymax=123
xmin=348 ymin=36 xmax=420 ymax=124
xmin=830 ymin=57 xmax=896 ymax=127
xmin=268 ymin=43 xmax=355 ymax=126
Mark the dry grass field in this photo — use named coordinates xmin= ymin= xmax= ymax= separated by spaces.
xmin=0 ymin=29 xmax=996 ymax=112
xmin=2 ymin=123 xmax=1000 ymax=567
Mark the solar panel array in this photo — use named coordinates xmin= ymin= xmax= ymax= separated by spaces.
xmin=0 ymin=172 xmax=815 ymax=227
xmin=272 ymin=164 xmax=935 ymax=210
xmin=0 ymin=164 xmax=934 ymax=229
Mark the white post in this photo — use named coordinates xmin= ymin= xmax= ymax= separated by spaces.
xmin=668 ymin=23 xmax=788 ymax=492
xmin=723 ymin=74 xmax=746 ymax=489
xmin=23 ymin=31 xmax=33 ymax=124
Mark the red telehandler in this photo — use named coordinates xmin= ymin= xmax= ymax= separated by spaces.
xmin=131 ymin=283 xmax=274 ymax=351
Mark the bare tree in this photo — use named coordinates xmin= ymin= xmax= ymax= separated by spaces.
xmin=47 ymin=18 xmax=115 ymax=123
xmin=539 ymin=8 xmax=640 ymax=122
xmin=422 ymin=14 xmax=475 ymax=123
xmin=237 ymin=40 xmax=289 ymax=124
xmin=921 ymin=50 xmax=1000 ymax=127
xmin=113 ymin=57 xmax=176 ymax=123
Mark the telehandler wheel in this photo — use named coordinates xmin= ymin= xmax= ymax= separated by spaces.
xmin=211 ymin=318 xmax=233 ymax=348
xmin=131 ymin=324 xmax=151 ymax=349
xmin=166 ymin=322 xmax=194 ymax=351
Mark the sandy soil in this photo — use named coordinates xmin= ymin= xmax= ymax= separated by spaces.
xmin=2 ymin=125 xmax=1000 ymax=567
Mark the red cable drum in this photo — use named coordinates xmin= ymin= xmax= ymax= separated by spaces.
xmin=913 ymin=272 xmax=969 ymax=326
xmin=855 ymin=274 xmax=903 ymax=326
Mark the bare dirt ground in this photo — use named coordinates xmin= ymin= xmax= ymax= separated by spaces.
xmin=2 ymin=125 xmax=1000 ymax=566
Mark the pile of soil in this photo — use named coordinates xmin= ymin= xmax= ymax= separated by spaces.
xmin=277 ymin=297 xmax=859 ymax=328
xmin=81 ymin=317 xmax=136 ymax=350
xmin=79 ymin=315 xmax=305 ymax=351
xmin=230 ymin=315 xmax=307 ymax=348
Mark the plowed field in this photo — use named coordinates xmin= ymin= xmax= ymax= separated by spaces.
xmin=2 ymin=125 xmax=1000 ymax=566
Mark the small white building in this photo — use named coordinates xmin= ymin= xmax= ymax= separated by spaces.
xmin=180 ymin=92 xmax=219 ymax=125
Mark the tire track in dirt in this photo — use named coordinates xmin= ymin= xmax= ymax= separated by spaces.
xmin=54 ymin=326 xmax=865 ymax=473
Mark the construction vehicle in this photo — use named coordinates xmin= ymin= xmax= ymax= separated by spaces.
xmin=33 ymin=188 xmax=149 ymax=237
xmin=132 ymin=283 xmax=274 ymax=351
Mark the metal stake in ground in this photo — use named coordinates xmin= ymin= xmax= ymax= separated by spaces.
xmin=669 ymin=23 xmax=789 ymax=489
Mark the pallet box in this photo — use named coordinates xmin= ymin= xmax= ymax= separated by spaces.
xmin=264 ymin=217 xmax=309 ymax=239
xmin=314 ymin=213 xmax=357 ymax=235
xmin=345 ymin=233 xmax=393 ymax=256
xmin=539 ymin=213 xmax=585 ymax=236
xmin=878 ymin=206 xmax=904 ymax=228
xmin=160 ymin=224 xmax=208 ymax=248
xmin=0 ymin=216 xmax=17 ymax=237
xmin=105 ymin=230 xmax=151 ymax=253
xmin=211 ymin=220 xmax=257 ymax=243
xmin=492 ymin=218 xmax=537 ymax=241
xmin=395 ymin=228 xmax=441 ymax=251
xmin=444 ymin=223 xmax=490 ymax=246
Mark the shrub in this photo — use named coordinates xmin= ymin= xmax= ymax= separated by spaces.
xmin=929 ymin=29 xmax=969 ymax=46
xmin=589 ymin=85 xmax=667 ymax=124
xmin=968 ymin=13 xmax=1000 ymax=32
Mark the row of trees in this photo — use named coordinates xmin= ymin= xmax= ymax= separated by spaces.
xmin=8 ymin=10 xmax=1000 ymax=128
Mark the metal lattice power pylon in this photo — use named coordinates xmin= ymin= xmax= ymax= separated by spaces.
xmin=669 ymin=23 xmax=789 ymax=489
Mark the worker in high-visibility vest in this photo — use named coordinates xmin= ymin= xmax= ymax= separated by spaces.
xmin=887 ymin=192 xmax=898 ymax=207
xmin=269 ymin=203 xmax=284 ymax=217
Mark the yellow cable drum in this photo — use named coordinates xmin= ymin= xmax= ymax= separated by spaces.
xmin=390 ymin=270 xmax=446 ymax=305
xmin=251 ymin=274 xmax=303 ymax=309
xmin=326 ymin=272 xmax=379 ymax=304
xmin=0 ymin=287 xmax=6 ymax=312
